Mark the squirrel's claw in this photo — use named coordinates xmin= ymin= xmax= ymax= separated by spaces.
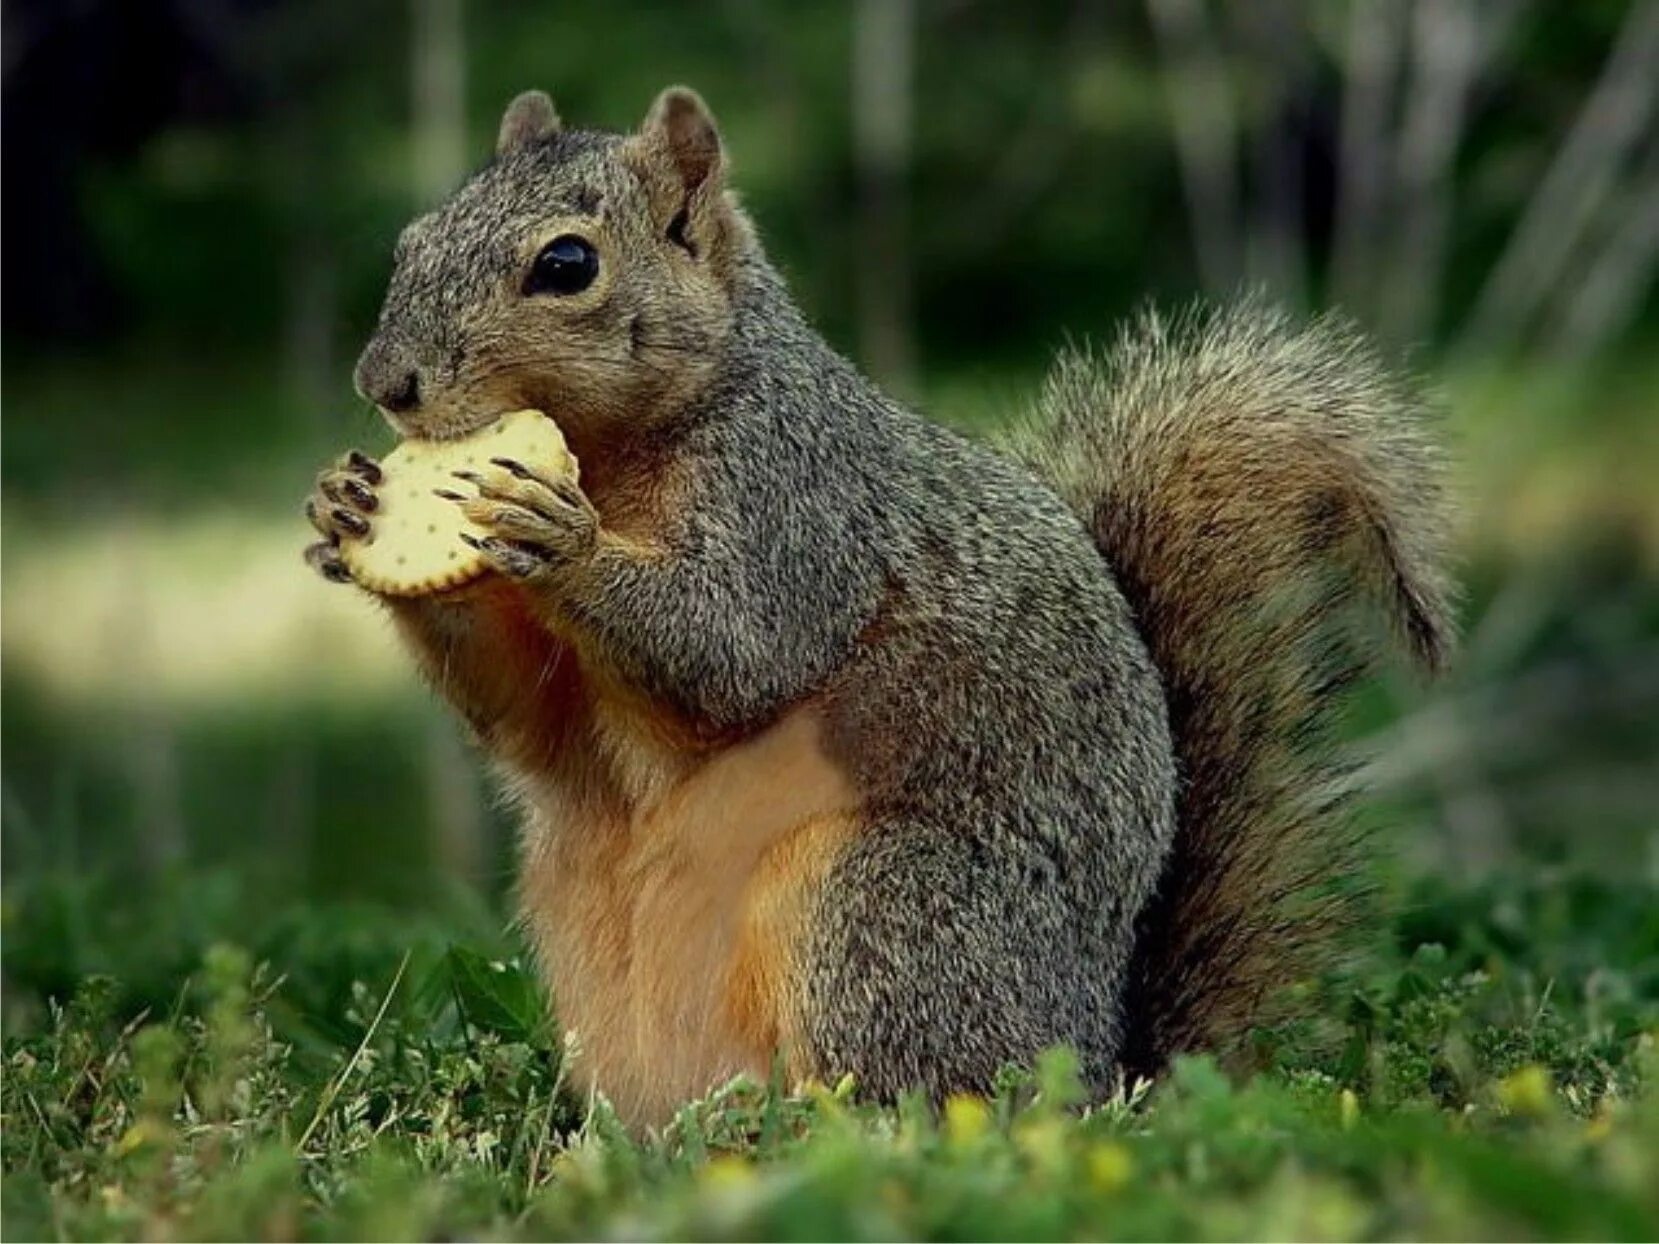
xmin=346 ymin=450 xmax=383 ymax=484
xmin=304 ymin=447 xmax=382 ymax=577
xmin=471 ymin=464 xmax=595 ymax=525
xmin=341 ymin=478 xmax=378 ymax=511
xmin=468 ymin=534 xmax=550 ymax=580
xmin=331 ymin=507 xmax=370 ymax=538
xmin=489 ymin=456 xmax=534 ymax=480
xmin=304 ymin=539 xmax=353 ymax=584
xmin=453 ymin=460 xmax=601 ymax=582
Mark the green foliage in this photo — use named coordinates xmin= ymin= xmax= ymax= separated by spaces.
xmin=4 ymin=868 xmax=1655 ymax=1241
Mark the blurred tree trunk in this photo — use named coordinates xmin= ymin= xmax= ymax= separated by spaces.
xmin=1231 ymin=0 xmax=1309 ymax=306
xmin=286 ymin=226 xmax=339 ymax=437
xmin=411 ymin=0 xmax=487 ymax=885
xmin=412 ymin=0 xmax=467 ymax=208
xmin=852 ymin=0 xmax=918 ymax=396
xmin=940 ymin=0 xmax=1108 ymax=254
xmin=1331 ymin=0 xmax=1404 ymax=317
xmin=1379 ymin=0 xmax=1520 ymax=343
xmin=1550 ymin=151 xmax=1659 ymax=360
xmin=1462 ymin=0 xmax=1659 ymax=354
xmin=425 ymin=715 xmax=487 ymax=889
xmin=267 ymin=42 xmax=340 ymax=446
xmin=114 ymin=532 xmax=185 ymax=871
xmin=1148 ymin=0 xmax=1241 ymax=294
xmin=1377 ymin=0 xmax=1478 ymax=340
xmin=126 ymin=707 xmax=185 ymax=872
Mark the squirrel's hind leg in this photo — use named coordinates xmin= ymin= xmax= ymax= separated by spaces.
xmin=793 ymin=814 xmax=1119 ymax=1101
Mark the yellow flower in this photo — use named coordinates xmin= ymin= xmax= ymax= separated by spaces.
xmin=1013 ymin=1116 xmax=1069 ymax=1176
xmin=1339 ymin=1088 xmax=1360 ymax=1130
xmin=114 ymin=1120 xmax=163 ymax=1157
xmin=1087 ymin=1141 xmax=1134 ymax=1194
xmin=700 ymin=1155 xmax=756 ymax=1189
xmin=943 ymin=1094 xmax=991 ymax=1147
xmin=1583 ymin=1100 xmax=1616 ymax=1142
xmin=1497 ymin=1065 xmax=1554 ymax=1118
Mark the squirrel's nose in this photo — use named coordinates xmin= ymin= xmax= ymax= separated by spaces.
xmin=379 ymin=370 xmax=422 ymax=413
xmin=354 ymin=342 xmax=424 ymax=414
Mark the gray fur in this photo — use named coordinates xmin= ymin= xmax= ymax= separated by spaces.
xmin=661 ymin=259 xmax=1179 ymax=1095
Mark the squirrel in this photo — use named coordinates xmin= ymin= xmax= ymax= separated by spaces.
xmin=303 ymin=86 xmax=1453 ymax=1128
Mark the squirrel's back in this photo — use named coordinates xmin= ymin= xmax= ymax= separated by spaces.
xmin=1013 ymin=299 xmax=1455 ymax=1076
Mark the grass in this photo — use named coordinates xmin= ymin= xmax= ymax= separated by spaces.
xmin=3 ymin=858 xmax=1656 ymax=1241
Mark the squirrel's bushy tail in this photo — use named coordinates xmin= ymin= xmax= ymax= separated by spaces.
xmin=1012 ymin=300 xmax=1455 ymax=1078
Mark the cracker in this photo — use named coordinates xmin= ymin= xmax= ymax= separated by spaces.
xmin=340 ymin=409 xmax=577 ymax=597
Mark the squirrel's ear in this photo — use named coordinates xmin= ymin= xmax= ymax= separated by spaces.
xmin=626 ymin=86 xmax=731 ymax=258
xmin=639 ymin=86 xmax=723 ymax=197
xmin=497 ymin=90 xmax=561 ymax=157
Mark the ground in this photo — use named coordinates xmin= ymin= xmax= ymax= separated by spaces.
xmin=3 ymin=860 xmax=1656 ymax=1241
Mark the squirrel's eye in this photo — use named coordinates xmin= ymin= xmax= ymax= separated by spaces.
xmin=524 ymin=235 xmax=599 ymax=297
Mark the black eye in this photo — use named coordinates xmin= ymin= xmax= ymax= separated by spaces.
xmin=524 ymin=234 xmax=598 ymax=296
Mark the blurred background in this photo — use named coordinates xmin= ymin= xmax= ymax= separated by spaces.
xmin=3 ymin=0 xmax=1656 ymax=1022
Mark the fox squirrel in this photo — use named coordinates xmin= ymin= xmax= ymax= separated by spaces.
xmin=304 ymin=86 xmax=1453 ymax=1127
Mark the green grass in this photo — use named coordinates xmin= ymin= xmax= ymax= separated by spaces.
xmin=3 ymin=862 xmax=1656 ymax=1242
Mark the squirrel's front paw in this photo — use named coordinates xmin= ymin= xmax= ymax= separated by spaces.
xmin=446 ymin=455 xmax=599 ymax=581
xmin=303 ymin=450 xmax=382 ymax=584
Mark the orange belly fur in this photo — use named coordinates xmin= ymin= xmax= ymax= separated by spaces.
xmin=516 ymin=695 xmax=860 ymax=1128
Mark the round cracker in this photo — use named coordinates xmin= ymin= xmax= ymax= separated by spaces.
xmin=340 ymin=409 xmax=577 ymax=597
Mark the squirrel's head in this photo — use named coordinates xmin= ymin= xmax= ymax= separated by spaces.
xmin=355 ymin=86 xmax=747 ymax=442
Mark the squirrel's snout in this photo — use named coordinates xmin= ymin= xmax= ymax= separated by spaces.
xmin=379 ymin=370 xmax=422 ymax=413
xmin=355 ymin=340 xmax=424 ymax=415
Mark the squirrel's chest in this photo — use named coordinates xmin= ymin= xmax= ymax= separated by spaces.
xmin=516 ymin=702 xmax=861 ymax=1128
